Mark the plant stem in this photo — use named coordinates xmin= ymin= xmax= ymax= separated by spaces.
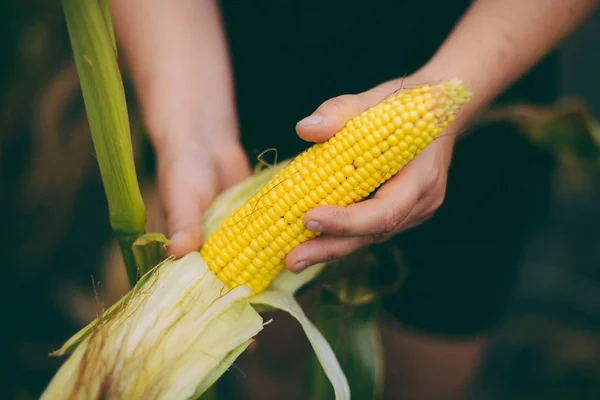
xmin=62 ymin=0 xmax=146 ymax=286
xmin=98 ymin=0 xmax=117 ymax=52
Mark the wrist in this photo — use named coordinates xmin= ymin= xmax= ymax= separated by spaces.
xmin=144 ymin=96 xmax=240 ymax=153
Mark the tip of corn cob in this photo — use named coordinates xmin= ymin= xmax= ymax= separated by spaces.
xmin=200 ymin=79 xmax=472 ymax=295
xmin=387 ymin=78 xmax=472 ymax=128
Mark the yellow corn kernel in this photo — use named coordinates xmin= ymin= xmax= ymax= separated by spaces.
xmin=200 ymin=79 xmax=471 ymax=294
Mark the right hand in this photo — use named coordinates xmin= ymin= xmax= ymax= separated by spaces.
xmin=155 ymin=131 xmax=251 ymax=257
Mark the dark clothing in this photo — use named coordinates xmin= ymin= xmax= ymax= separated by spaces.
xmin=219 ymin=0 xmax=558 ymax=336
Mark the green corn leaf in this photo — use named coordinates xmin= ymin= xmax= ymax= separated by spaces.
xmin=63 ymin=0 xmax=146 ymax=286
xmin=250 ymin=290 xmax=351 ymax=400
xmin=306 ymin=245 xmax=402 ymax=400
xmin=132 ymin=232 xmax=170 ymax=277
xmin=310 ymin=293 xmax=384 ymax=400
xmin=98 ymin=0 xmax=116 ymax=53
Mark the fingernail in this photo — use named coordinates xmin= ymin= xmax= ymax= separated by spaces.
xmin=297 ymin=114 xmax=323 ymax=126
xmin=292 ymin=261 xmax=309 ymax=273
xmin=166 ymin=232 xmax=185 ymax=256
xmin=304 ymin=221 xmax=324 ymax=232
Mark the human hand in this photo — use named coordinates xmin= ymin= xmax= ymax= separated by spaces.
xmin=156 ymin=131 xmax=251 ymax=257
xmin=110 ymin=0 xmax=247 ymax=258
xmin=285 ymin=76 xmax=465 ymax=273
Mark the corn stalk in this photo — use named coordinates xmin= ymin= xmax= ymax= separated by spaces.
xmin=62 ymin=0 xmax=146 ymax=286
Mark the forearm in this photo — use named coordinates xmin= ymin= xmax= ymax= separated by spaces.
xmin=417 ymin=0 xmax=598 ymax=127
xmin=110 ymin=0 xmax=238 ymax=147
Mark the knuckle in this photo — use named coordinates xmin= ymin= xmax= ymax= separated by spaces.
xmin=380 ymin=204 xmax=405 ymax=234
xmin=423 ymin=163 xmax=445 ymax=187
xmin=422 ymin=199 xmax=444 ymax=221
xmin=431 ymin=188 xmax=447 ymax=211
xmin=322 ymin=94 xmax=358 ymax=114
xmin=320 ymin=243 xmax=342 ymax=263
xmin=325 ymin=250 xmax=339 ymax=263
xmin=328 ymin=208 xmax=352 ymax=234
xmin=330 ymin=207 xmax=351 ymax=220
xmin=425 ymin=170 xmax=442 ymax=187
xmin=381 ymin=212 xmax=396 ymax=234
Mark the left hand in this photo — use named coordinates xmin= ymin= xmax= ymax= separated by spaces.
xmin=284 ymin=76 xmax=463 ymax=273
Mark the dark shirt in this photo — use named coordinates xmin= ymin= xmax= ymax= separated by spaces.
xmin=219 ymin=0 xmax=560 ymax=161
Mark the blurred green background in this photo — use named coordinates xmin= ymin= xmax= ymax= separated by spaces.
xmin=0 ymin=3 xmax=599 ymax=399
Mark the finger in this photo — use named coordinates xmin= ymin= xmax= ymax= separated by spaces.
xmin=158 ymin=152 xmax=218 ymax=257
xmin=303 ymin=168 xmax=423 ymax=237
xmin=285 ymin=235 xmax=373 ymax=273
xmin=380 ymin=176 xmax=446 ymax=234
xmin=295 ymin=80 xmax=409 ymax=144
xmin=303 ymin=135 xmax=449 ymax=236
xmin=214 ymin=144 xmax=252 ymax=191
xmin=287 ymin=201 xmax=434 ymax=274
xmin=389 ymin=200 xmax=433 ymax=233
xmin=296 ymin=91 xmax=378 ymax=143
xmin=167 ymin=228 xmax=203 ymax=258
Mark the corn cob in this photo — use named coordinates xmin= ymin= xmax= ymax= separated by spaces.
xmin=200 ymin=79 xmax=471 ymax=294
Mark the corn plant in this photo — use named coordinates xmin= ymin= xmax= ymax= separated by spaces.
xmin=42 ymin=0 xmax=472 ymax=399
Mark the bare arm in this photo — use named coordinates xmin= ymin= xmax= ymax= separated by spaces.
xmin=415 ymin=0 xmax=599 ymax=130
xmin=110 ymin=0 xmax=250 ymax=256
xmin=110 ymin=0 xmax=237 ymax=145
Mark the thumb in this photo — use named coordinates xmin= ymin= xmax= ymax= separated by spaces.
xmin=158 ymin=152 xmax=218 ymax=258
xmin=295 ymin=90 xmax=388 ymax=143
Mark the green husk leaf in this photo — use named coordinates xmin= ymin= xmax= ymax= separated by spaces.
xmin=201 ymin=160 xmax=289 ymax=237
xmin=191 ymin=340 xmax=252 ymax=399
xmin=53 ymin=160 xmax=294 ymax=357
xmin=50 ymin=291 xmax=131 ymax=357
xmin=250 ymin=290 xmax=351 ymax=400
xmin=310 ymin=294 xmax=384 ymax=400
xmin=42 ymin=253 xmax=263 ymax=399
xmin=270 ymin=263 xmax=326 ymax=294
xmin=49 ymin=257 xmax=166 ymax=357
xmin=46 ymin=157 xmax=348 ymax=398
xmin=132 ymin=232 xmax=170 ymax=276
xmin=307 ymin=245 xmax=402 ymax=400
xmin=63 ymin=0 xmax=146 ymax=286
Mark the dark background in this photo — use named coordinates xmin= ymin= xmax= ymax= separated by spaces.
xmin=0 ymin=2 xmax=598 ymax=399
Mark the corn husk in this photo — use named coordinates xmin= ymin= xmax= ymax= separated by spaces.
xmin=42 ymin=162 xmax=349 ymax=400
xmin=42 ymin=253 xmax=261 ymax=399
